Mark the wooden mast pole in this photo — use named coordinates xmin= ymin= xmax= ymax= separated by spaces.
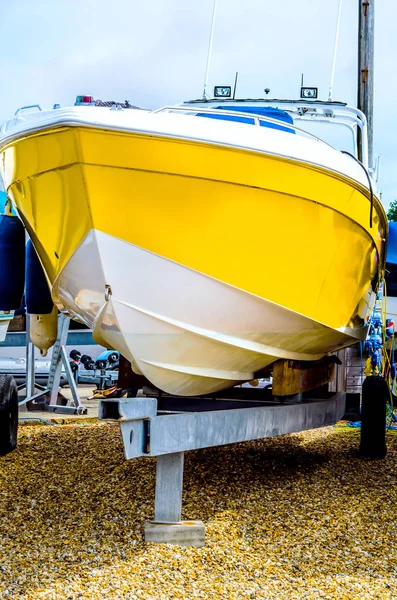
xmin=357 ymin=0 xmax=374 ymax=166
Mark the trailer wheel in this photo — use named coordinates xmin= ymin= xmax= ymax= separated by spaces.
xmin=107 ymin=352 xmax=119 ymax=364
xmin=0 ymin=374 xmax=18 ymax=456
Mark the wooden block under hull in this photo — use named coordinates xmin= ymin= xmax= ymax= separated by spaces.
xmin=272 ymin=358 xmax=337 ymax=396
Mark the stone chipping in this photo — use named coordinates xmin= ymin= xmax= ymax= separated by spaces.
xmin=0 ymin=422 xmax=396 ymax=599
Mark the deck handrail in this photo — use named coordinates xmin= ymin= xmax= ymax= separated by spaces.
xmin=153 ymin=105 xmax=330 ymax=146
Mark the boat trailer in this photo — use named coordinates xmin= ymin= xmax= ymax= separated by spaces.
xmin=99 ymin=386 xmax=346 ymax=546
xmin=0 ymin=316 xmax=389 ymax=548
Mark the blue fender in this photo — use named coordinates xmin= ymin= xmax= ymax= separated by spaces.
xmin=25 ymin=239 xmax=53 ymax=314
xmin=0 ymin=212 xmax=25 ymax=310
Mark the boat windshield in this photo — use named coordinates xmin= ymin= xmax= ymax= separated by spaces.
xmin=156 ymin=105 xmax=328 ymax=146
xmin=294 ymin=120 xmax=356 ymax=155
xmin=196 ymin=106 xmax=295 ymax=134
xmin=195 ymin=106 xmax=357 ymax=154
xmin=173 ymin=100 xmax=367 ymax=163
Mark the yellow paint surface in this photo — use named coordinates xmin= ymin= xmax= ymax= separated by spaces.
xmin=0 ymin=126 xmax=387 ymax=331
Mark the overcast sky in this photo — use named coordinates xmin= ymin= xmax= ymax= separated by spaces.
xmin=1 ymin=0 xmax=396 ymax=207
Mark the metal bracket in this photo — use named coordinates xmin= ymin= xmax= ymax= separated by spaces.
xmin=102 ymin=397 xmax=157 ymax=458
xmin=18 ymin=313 xmax=87 ymax=414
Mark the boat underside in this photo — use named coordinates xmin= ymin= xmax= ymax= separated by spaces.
xmin=1 ymin=125 xmax=387 ymax=395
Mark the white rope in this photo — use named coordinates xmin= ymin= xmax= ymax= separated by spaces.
xmin=328 ymin=0 xmax=343 ymax=102
xmin=202 ymin=0 xmax=218 ymax=100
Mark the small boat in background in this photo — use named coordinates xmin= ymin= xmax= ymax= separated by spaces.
xmin=0 ymin=93 xmax=387 ymax=396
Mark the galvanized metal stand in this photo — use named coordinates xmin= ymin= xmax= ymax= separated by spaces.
xmin=25 ymin=315 xmax=37 ymax=399
xmin=154 ymin=452 xmax=184 ymax=523
xmin=99 ymin=390 xmax=346 ymax=547
xmin=18 ymin=313 xmax=87 ymax=414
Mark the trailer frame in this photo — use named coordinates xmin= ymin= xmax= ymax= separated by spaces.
xmin=99 ymin=389 xmax=346 ymax=546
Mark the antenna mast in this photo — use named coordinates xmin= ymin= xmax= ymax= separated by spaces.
xmin=233 ymin=71 xmax=239 ymax=99
xmin=328 ymin=0 xmax=343 ymax=102
xmin=202 ymin=0 xmax=218 ymax=100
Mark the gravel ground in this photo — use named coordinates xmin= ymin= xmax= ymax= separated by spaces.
xmin=0 ymin=423 xmax=396 ymax=599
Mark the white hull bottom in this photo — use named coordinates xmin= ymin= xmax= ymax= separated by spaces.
xmin=53 ymin=231 xmax=365 ymax=396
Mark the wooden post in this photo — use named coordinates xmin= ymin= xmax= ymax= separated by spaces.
xmin=357 ymin=0 xmax=374 ymax=166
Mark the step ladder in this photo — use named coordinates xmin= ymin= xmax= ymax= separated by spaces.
xmin=18 ymin=313 xmax=87 ymax=414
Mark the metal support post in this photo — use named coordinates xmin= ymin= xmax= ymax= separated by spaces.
xmin=60 ymin=345 xmax=81 ymax=409
xmin=145 ymin=449 xmax=205 ymax=546
xmin=47 ymin=314 xmax=71 ymax=406
xmin=154 ymin=452 xmax=184 ymax=523
xmin=47 ymin=314 xmax=84 ymax=412
xmin=25 ymin=316 xmax=35 ymax=399
xmin=17 ymin=316 xmax=47 ymax=397
xmin=19 ymin=313 xmax=86 ymax=414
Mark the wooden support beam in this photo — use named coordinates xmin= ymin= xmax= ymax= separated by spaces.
xmin=272 ymin=358 xmax=337 ymax=397
xmin=329 ymin=348 xmax=348 ymax=393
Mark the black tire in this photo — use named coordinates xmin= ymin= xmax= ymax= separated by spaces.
xmin=81 ymin=355 xmax=95 ymax=370
xmin=0 ymin=374 xmax=18 ymax=456
xmin=70 ymin=349 xmax=81 ymax=361
xmin=107 ymin=352 xmax=119 ymax=364
xmin=359 ymin=375 xmax=387 ymax=459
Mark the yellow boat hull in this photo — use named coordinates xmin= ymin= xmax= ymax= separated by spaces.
xmin=0 ymin=126 xmax=387 ymax=395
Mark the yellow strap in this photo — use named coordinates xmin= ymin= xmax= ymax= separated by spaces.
xmin=364 ymin=357 xmax=373 ymax=376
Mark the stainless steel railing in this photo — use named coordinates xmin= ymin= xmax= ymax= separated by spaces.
xmin=153 ymin=105 xmax=329 ymax=145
